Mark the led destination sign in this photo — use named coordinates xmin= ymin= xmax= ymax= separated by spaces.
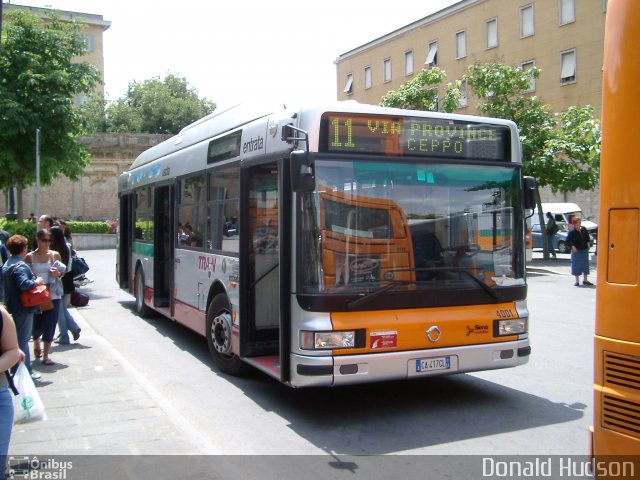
xmin=320 ymin=113 xmax=511 ymax=162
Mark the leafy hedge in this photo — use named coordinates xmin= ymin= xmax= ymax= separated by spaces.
xmin=0 ymin=219 xmax=111 ymax=238
xmin=0 ymin=220 xmax=36 ymax=240
xmin=67 ymin=221 xmax=111 ymax=234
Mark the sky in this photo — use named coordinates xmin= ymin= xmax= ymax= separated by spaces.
xmin=7 ymin=0 xmax=458 ymax=110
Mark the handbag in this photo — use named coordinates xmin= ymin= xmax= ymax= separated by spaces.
xmin=71 ymin=290 xmax=89 ymax=307
xmin=19 ymin=284 xmax=51 ymax=308
xmin=39 ymin=292 xmax=54 ymax=312
xmin=12 ymin=362 xmax=47 ymax=424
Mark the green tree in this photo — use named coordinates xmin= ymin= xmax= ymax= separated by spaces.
xmin=464 ymin=62 xmax=557 ymax=182
xmin=95 ymin=74 xmax=216 ymax=134
xmin=380 ymin=67 xmax=461 ymax=112
xmin=78 ymin=92 xmax=108 ymax=134
xmin=0 ymin=10 xmax=101 ymax=221
xmin=539 ymin=106 xmax=601 ymax=192
xmin=463 ymin=62 xmax=600 ymax=258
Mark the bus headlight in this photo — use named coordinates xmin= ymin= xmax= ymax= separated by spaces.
xmin=494 ymin=318 xmax=527 ymax=336
xmin=301 ymin=330 xmax=356 ymax=350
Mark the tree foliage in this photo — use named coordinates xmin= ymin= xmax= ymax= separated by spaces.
xmin=540 ymin=106 xmax=601 ymax=192
xmin=0 ymin=10 xmax=101 ymax=220
xmin=82 ymin=74 xmax=216 ymax=134
xmin=380 ymin=67 xmax=461 ymax=112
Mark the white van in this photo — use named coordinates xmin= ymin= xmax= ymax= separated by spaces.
xmin=533 ymin=202 xmax=598 ymax=241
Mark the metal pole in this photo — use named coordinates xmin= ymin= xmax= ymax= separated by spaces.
xmin=35 ymin=127 xmax=41 ymax=219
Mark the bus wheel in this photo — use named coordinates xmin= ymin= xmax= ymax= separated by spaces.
xmin=206 ymin=294 xmax=245 ymax=375
xmin=134 ymin=267 xmax=152 ymax=317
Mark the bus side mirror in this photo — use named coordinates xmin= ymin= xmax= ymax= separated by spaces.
xmin=523 ymin=176 xmax=537 ymax=210
xmin=290 ymin=150 xmax=315 ymax=192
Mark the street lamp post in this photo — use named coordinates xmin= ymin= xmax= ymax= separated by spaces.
xmin=35 ymin=127 xmax=41 ymax=220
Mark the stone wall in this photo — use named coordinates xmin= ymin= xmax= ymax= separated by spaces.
xmin=1 ymin=133 xmax=170 ymax=221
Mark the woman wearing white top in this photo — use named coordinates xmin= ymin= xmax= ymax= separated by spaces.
xmin=26 ymin=229 xmax=65 ymax=366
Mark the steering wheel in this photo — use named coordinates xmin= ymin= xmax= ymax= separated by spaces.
xmin=466 ymin=243 xmax=481 ymax=256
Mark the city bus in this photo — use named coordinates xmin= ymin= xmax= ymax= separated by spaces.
xmin=591 ymin=0 xmax=640 ymax=467
xmin=116 ymin=102 xmax=537 ymax=387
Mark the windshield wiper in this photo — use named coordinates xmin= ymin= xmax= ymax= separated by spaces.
xmin=376 ymin=266 xmax=503 ymax=302
xmin=414 ymin=267 xmax=503 ymax=301
xmin=344 ymin=280 xmax=413 ymax=309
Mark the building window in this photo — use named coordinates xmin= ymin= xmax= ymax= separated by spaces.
xmin=364 ymin=66 xmax=372 ymax=89
xmin=74 ymin=94 xmax=88 ymax=107
xmin=559 ymin=0 xmax=576 ymax=25
xmin=405 ymin=50 xmax=414 ymax=76
xmin=560 ymin=49 xmax=576 ymax=84
xmin=520 ymin=4 xmax=535 ymax=38
xmin=383 ymin=59 xmax=392 ymax=83
xmin=343 ymin=74 xmax=353 ymax=94
xmin=458 ymin=80 xmax=468 ymax=108
xmin=425 ymin=41 xmax=438 ymax=66
xmin=81 ymin=34 xmax=96 ymax=53
xmin=521 ymin=60 xmax=536 ymax=92
xmin=455 ymin=30 xmax=467 ymax=59
xmin=486 ymin=18 xmax=498 ymax=49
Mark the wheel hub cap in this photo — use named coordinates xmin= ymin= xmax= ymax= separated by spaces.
xmin=212 ymin=313 xmax=232 ymax=354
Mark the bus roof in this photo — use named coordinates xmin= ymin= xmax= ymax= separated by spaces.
xmin=127 ymin=101 xmax=521 ymax=172
xmin=128 ymin=102 xmax=285 ymax=170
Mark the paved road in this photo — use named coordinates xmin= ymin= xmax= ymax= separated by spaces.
xmin=6 ymin=248 xmax=598 ymax=479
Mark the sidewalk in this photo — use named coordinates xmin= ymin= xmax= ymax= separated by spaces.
xmin=9 ymin=305 xmax=202 ymax=456
xmin=527 ymin=251 xmax=598 ymax=278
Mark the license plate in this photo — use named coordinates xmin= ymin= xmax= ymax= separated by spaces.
xmin=416 ymin=356 xmax=451 ymax=373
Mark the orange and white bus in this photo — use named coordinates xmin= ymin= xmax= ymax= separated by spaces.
xmin=117 ymin=102 xmax=536 ymax=387
xmin=591 ymin=0 xmax=640 ymax=467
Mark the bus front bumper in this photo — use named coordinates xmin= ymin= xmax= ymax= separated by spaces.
xmin=289 ymin=338 xmax=530 ymax=387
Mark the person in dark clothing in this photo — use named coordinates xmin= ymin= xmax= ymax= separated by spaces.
xmin=545 ymin=212 xmax=558 ymax=259
xmin=567 ymin=216 xmax=592 ymax=286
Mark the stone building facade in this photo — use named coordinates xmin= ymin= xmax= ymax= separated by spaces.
xmin=2 ymin=134 xmax=169 ymax=221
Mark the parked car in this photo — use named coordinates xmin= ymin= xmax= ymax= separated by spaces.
xmin=531 ymin=223 xmax=570 ymax=253
xmin=533 ymin=203 xmax=598 ymax=242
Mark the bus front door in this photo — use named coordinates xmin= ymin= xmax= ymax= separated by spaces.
xmin=241 ymin=163 xmax=281 ymax=367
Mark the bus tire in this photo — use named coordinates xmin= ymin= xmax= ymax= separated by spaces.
xmin=134 ymin=267 xmax=152 ymax=318
xmin=206 ymin=293 xmax=246 ymax=375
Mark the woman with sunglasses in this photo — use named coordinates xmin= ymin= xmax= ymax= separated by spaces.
xmin=26 ymin=229 xmax=65 ymax=365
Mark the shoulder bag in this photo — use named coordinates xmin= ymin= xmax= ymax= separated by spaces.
xmin=71 ymin=254 xmax=89 ymax=278
xmin=12 ymin=262 xmax=53 ymax=310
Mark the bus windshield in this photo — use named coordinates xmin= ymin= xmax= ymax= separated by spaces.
xmin=299 ymin=159 xmax=524 ymax=299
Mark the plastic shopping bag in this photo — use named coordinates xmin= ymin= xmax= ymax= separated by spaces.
xmin=12 ymin=363 xmax=47 ymax=424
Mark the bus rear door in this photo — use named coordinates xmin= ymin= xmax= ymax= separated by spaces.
xmin=118 ymin=193 xmax=134 ymax=289
xmin=153 ymin=184 xmax=174 ymax=314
